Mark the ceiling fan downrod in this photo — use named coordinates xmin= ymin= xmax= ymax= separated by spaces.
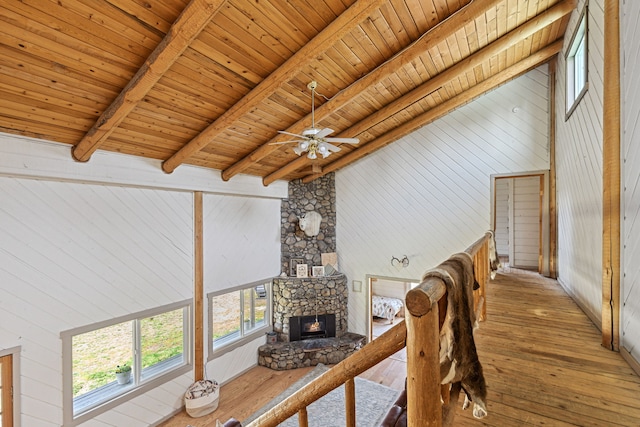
xmin=305 ymin=80 xmax=319 ymax=136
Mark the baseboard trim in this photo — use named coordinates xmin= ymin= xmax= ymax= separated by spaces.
xmin=556 ymin=277 xmax=601 ymax=331
xmin=621 ymin=347 xmax=640 ymax=377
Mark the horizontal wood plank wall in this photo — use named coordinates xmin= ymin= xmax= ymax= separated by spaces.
xmin=202 ymin=193 xmax=282 ymax=384
xmin=621 ymin=0 xmax=640 ymax=367
xmin=0 ymin=178 xmax=195 ymax=426
xmin=0 ymin=132 xmax=288 ymax=199
xmin=554 ymin=0 xmax=604 ymax=325
xmin=336 ymin=66 xmax=551 ymax=336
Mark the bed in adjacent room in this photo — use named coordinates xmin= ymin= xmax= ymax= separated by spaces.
xmin=372 ymin=295 xmax=404 ymax=324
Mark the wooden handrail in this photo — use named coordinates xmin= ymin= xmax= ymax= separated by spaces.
xmin=244 ymin=321 xmax=406 ymax=427
xmin=465 ymin=232 xmax=492 ymax=256
xmin=244 ymin=232 xmax=492 ymax=427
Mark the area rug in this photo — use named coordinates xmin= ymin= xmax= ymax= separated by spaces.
xmin=243 ymin=364 xmax=401 ymax=427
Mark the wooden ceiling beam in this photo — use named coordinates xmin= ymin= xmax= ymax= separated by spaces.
xmin=160 ymin=0 xmax=388 ymax=174
xmin=223 ymin=0 xmax=505 ymax=182
xmin=71 ymin=0 xmax=225 ymax=162
xmin=300 ymin=39 xmax=564 ymax=183
xmin=262 ymin=0 xmax=576 ymax=185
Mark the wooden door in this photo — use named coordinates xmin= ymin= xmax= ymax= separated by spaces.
xmin=511 ymin=176 xmax=541 ymax=270
xmin=494 ymin=179 xmax=510 ymax=257
xmin=0 ymin=354 xmax=13 ymax=427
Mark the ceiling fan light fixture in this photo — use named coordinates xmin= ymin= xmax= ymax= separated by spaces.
xmin=273 ymin=81 xmax=360 ymax=160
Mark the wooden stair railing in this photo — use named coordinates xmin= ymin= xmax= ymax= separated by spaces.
xmin=244 ymin=232 xmax=491 ymax=427
xmin=244 ymin=320 xmax=407 ymax=427
xmin=404 ymin=231 xmax=491 ymax=426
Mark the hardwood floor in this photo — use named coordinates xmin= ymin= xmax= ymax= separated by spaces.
xmin=161 ymin=268 xmax=640 ymax=426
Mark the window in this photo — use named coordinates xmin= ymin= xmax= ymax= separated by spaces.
xmin=209 ymin=279 xmax=271 ymax=356
xmin=62 ymin=301 xmax=192 ymax=425
xmin=566 ymin=8 xmax=588 ymax=116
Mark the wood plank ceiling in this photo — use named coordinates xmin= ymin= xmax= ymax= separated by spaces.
xmin=0 ymin=0 xmax=575 ymax=185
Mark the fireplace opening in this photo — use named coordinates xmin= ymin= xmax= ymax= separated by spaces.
xmin=289 ymin=314 xmax=336 ymax=341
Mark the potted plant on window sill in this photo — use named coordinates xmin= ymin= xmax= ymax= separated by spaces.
xmin=115 ymin=364 xmax=132 ymax=385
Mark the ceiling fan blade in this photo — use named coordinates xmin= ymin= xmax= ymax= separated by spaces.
xmin=269 ymin=140 xmax=304 ymax=145
xmin=325 ymin=137 xmax=360 ymax=144
xmin=278 ymin=130 xmax=306 ymax=138
xmin=323 ymin=142 xmax=342 ymax=152
xmin=315 ymin=128 xmax=334 ymax=138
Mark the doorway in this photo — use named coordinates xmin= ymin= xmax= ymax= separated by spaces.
xmin=0 ymin=352 xmax=14 ymax=427
xmin=367 ymin=276 xmax=418 ymax=341
xmin=492 ymin=172 xmax=550 ymax=275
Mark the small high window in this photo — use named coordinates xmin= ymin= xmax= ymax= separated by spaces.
xmin=209 ymin=279 xmax=271 ymax=356
xmin=566 ymin=8 xmax=588 ymax=117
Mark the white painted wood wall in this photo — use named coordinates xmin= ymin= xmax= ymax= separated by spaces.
xmin=622 ymin=0 xmax=640 ymax=366
xmin=337 ymin=66 xmax=551 ymax=336
xmin=0 ymin=134 xmax=287 ymax=426
xmin=554 ymin=0 xmax=604 ymax=324
xmin=203 ymin=193 xmax=282 ymax=385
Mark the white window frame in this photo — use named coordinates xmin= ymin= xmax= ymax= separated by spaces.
xmin=565 ymin=6 xmax=588 ymax=118
xmin=208 ymin=278 xmax=272 ymax=359
xmin=61 ymin=300 xmax=192 ymax=426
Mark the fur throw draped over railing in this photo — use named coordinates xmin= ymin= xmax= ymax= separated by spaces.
xmin=422 ymin=252 xmax=488 ymax=419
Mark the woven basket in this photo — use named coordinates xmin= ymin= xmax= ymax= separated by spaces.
xmin=185 ymin=379 xmax=219 ymax=418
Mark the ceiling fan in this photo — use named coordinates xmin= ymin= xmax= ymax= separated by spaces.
xmin=272 ymin=81 xmax=359 ymax=159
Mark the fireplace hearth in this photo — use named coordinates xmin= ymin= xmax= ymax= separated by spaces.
xmin=289 ymin=314 xmax=336 ymax=341
xmin=257 ymin=275 xmax=365 ymax=370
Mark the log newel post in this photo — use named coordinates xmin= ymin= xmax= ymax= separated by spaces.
xmin=405 ymin=277 xmax=447 ymax=427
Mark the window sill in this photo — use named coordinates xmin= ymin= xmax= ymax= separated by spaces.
xmin=209 ymin=326 xmax=271 ymax=360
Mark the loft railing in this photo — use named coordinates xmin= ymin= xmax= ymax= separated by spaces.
xmin=244 ymin=232 xmax=492 ymax=427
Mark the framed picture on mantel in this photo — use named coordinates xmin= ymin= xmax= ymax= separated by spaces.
xmin=296 ymin=263 xmax=309 ymax=278
xmin=312 ymin=266 xmax=325 ymax=277
xmin=290 ymin=257 xmax=304 ymax=277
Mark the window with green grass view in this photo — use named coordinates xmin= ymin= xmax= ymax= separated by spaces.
xmin=210 ymin=279 xmax=270 ymax=352
xmin=62 ymin=301 xmax=191 ymax=422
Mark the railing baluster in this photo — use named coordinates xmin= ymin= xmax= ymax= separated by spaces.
xmin=298 ymin=407 xmax=308 ymax=427
xmin=345 ymin=377 xmax=356 ymax=427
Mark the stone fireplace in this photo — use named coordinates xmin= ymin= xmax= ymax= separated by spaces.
xmin=271 ymin=275 xmax=348 ymax=342
xmin=257 ymin=176 xmax=366 ymax=371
